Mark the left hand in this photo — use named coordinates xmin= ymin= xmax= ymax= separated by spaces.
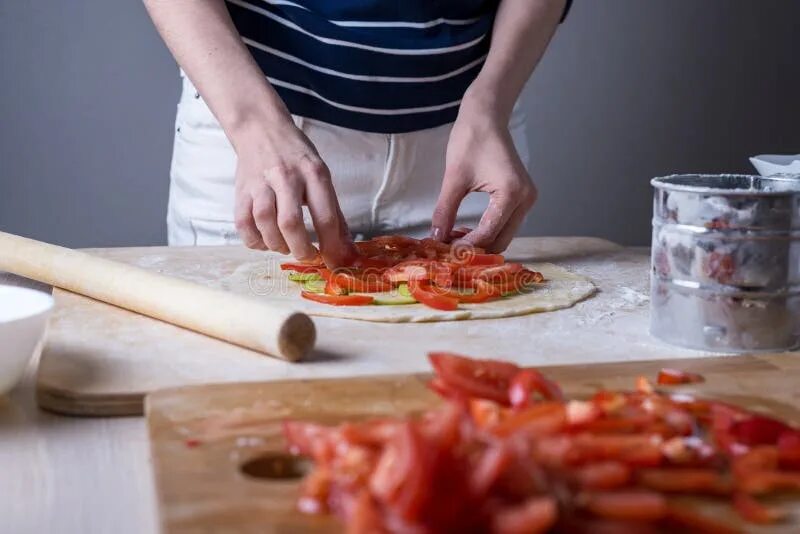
xmin=431 ymin=106 xmax=537 ymax=253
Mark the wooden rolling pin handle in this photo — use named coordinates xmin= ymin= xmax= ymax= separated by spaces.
xmin=0 ymin=231 xmax=315 ymax=361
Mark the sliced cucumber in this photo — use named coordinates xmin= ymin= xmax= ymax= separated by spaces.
xmin=372 ymin=293 xmax=418 ymax=305
xmin=302 ymin=279 xmax=327 ymax=293
xmin=289 ymin=272 xmax=323 ymax=282
xmin=397 ymin=283 xmax=412 ymax=297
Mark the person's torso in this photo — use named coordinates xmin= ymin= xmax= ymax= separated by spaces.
xmin=225 ymin=0 xmax=500 ymax=134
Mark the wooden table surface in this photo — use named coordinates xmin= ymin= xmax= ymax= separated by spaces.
xmin=35 ymin=237 xmax=710 ymax=417
xmin=0 ymin=237 xmax=780 ymax=533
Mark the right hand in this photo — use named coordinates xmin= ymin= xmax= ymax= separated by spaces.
xmin=232 ymin=119 xmax=356 ymax=266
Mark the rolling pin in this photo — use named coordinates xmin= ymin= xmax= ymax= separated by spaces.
xmin=0 ymin=231 xmax=315 ymax=362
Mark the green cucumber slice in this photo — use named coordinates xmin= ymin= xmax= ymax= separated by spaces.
xmin=289 ymin=272 xmax=323 ymax=282
xmin=397 ymin=283 xmax=412 ymax=297
xmin=372 ymin=293 xmax=418 ymax=305
xmin=301 ymin=279 xmax=327 ymax=293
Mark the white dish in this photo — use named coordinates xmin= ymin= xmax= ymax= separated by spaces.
xmin=0 ymin=285 xmax=54 ymax=395
xmin=750 ymin=154 xmax=800 ymax=177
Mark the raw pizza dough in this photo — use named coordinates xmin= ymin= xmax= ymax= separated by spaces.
xmin=218 ymin=261 xmax=596 ymax=323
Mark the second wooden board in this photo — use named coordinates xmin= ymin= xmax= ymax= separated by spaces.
xmin=147 ymin=353 xmax=800 ymax=533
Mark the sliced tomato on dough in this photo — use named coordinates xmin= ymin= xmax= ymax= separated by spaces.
xmin=408 ymin=280 xmax=458 ymax=311
xmin=280 ymin=263 xmax=322 ymax=273
xmin=301 ymin=291 xmax=373 ymax=306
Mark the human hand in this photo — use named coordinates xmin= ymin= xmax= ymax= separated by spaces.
xmin=232 ymin=119 xmax=356 ymax=266
xmin=431 ymin=108 xmax=537 ymax=253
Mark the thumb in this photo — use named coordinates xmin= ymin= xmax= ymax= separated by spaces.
xmin=431 ymin=169 xmax=468 ymax=242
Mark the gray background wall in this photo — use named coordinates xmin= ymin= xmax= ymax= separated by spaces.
xmin=1 ymin=1 xmax=798 ymax=248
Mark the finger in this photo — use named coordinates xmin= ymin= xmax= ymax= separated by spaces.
xmin=431 ymin=169 xmax=469 ymax=242
xmin=252 ymin=188 xmax=289 ymax=254
xmin=488 ymin=183 xmax=537 ymax=253
xmin=274 ymin=180 xmax=317 ymax=261
xmin=486 ymin=204 xmax=527 ymax=253
xmin=301 ymin=157 xmax=356 ymax=267
xmin=461 ymin=192 xmax=518 ymax=249
xmin=234 ymin=195 xmax=267 ymax=250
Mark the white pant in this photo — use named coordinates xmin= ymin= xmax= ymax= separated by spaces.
xmin=167 ymin=74 xmax=530 ymax=246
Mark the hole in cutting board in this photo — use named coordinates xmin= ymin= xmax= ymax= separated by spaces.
xmin=240 ymin=452 xmax=310 ymax=480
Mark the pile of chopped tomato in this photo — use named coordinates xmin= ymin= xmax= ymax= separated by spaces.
xmin=280 ymin=235 xmax=544 ymax=310
xmin=284 ymin=354 xmax=800 ymax=533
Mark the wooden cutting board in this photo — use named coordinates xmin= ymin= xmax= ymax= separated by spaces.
xmin=36 ymin=236 xmax=712 ymax=417
xmin=147 ymin=353 xmax=800 ymax=533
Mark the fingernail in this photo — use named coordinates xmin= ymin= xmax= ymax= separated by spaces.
xmin=431 ymin=226 xmax=443 ymax=241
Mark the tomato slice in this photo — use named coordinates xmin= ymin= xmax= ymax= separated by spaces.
xmin=280 ymin=263 xmax=321 ymax=273
xmin=777 ymin=430 xmax=800 ymax=469
xmin=636 ymin=468 xmax=731 ymax=494
xmin=455 ymin=280 xmax=502 ymax=303
xmin=491 ymin=402 xmax=566 ymax=438
xmin=582 ymin=490 xmax=668 ymax=521
xmin=508 ymin=369 xmax=564 ymax=407
xmin=657 ymin=368 xmax=705 ymax=385
xmin=369 ymin=422 xmax=429 ymax=521
xmin=324 ymin=277 xmax=348 ymax=296
xmin=573 ymin=461 xmax=631 ymax=490
xmin=331 ymin=272 xmax=394 ymax=293
xmin=731 ymin=415 xmax=791 ymax=447
xmin=665 ymin=506 xmax=743 ymax=534
xmin=482 ymin=269 xmax=544 ymax=294
xmin=408 ymin=280 xmax=458 ymax=311
xmin=429 ymin=352 xmax=521 ymax=405
xmin=492 ymin=496 xmax=558 ymax=534
xmin=733 ymin=492 xmax=786 ymax=524
xmin=301 ymin=291 xmax=373 ymax=306
xmin=473 ymin=262 xmax=524 ymax=283
xmin=383 ymin=262 xmax=432 ymax=283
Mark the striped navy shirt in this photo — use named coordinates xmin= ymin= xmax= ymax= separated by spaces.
xmin=226 ymin=0 xmax=571 ymax=133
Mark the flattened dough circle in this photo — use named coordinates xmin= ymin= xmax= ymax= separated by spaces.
xmin=220 ymin=262 xmax=596 ymax=323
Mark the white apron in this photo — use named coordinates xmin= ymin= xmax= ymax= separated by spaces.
xmin=167 ymin=73 xmax=530 ymax=246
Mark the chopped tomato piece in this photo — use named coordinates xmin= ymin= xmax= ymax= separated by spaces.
xmin=491 ymin=402 xmax=566 ymax=438
xmin=508 ymin=369 xmax=564 ymax=408
xmin=778 ymin=430 xmax=800 ymax=469
xmin=733 ymin=492 xmax=786 ymax=524
xmin=301 ymin=291 xmax=373 ymax=306
xmin=636 ymin=376 xmax=655 ymax=394
xmin=408 ymin=280 xmax=458 ymax=311
xmin=636 ymin=468 xmax=731 ymax=494
xmin=574 ymin=461 xmax=631 ymax=490
xmin=657 ymin=368 xmax=705 ymax=385
xmin=582 ymin=490 xmax=667 ymax=521
xmin=665 ymin=506 xmax=743 ymax=534
xmin=731 ymin=415 xmax=792 ymax=446
xmin=470 ymin=442 xmax=513 ymax=497
xmin=492 ymin=496 xmax=558 ymax=534
xmin=428 ymin=352 xmax=520 ymax=405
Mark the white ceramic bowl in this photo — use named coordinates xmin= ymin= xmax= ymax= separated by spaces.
xmin=0 ymin=285 xmax=54 ymax=395
xmin=750 ymin=154 xmax=800 ymax=177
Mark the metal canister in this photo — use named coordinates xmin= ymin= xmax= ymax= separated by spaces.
xmin=650 ymin=174 xmax=800 ymax=352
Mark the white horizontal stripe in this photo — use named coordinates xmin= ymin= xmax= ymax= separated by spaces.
xmin=254 ymin=0 xmax=481 ymax=28
xmin=244 ymin=37 xmax=486 ymax=82
xmin=228 ymin=0 xmax=486 ymax=55
xmin=266 ymin=77 xmax=462 ymax=115
xmin=329 ymin=17 xmax=481 ymax=29
xmin=257 ymin=0 xmax=308 ymax=10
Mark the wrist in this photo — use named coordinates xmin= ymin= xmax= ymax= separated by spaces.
xmin=224 ymin=98 xmax=295 ymax=154
xmin=459 ymin=80 xmax=516 ymax=126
